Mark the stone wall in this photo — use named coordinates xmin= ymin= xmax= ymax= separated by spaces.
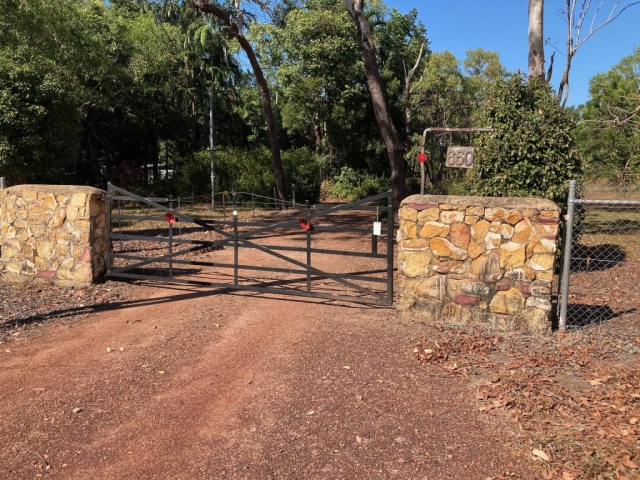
xmin=397 ymin=194 xmax=560 ymax=332
xmin=0 ymin=185 xmax=108 ymax=285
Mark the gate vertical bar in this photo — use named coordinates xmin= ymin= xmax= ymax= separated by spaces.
xmin=106 ymin=183 xmax=113 ymax=273
xmin=233 ymin=196 xmax=239 ymax=285
xmin=168 ymin=197 xmax=174 ymax=279
xmin=306 ymin=201 xmax=311 ymax=293
xmin=386 ymin=193 xmax=394 ymax=304
xmin=558 ymin=180 xmax=577 ymax=330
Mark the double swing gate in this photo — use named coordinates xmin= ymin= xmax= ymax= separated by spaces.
xmin=105 ymin=183 xmax=394 ymax=306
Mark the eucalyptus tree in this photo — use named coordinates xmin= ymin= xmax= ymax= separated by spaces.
xmin=194 ymin=0 xmax=286 ymax=202
xmin=577 ymin=48 xmax=640 ymax=187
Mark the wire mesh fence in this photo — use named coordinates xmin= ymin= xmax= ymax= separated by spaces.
xmin=558 ymin=181 xmax=640 ymax=330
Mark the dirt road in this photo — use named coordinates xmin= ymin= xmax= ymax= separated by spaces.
xmin=0 ymin=283 xmax=533 ymax=479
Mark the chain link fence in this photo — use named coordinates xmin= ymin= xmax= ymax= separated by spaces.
xmin=558 ymin=180 xmax=640 ymax=330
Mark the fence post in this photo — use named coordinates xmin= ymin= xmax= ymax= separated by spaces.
xmin=558 ymin=179 xmax=577 ymax=331
xmin=168 ymin=197 xmax=174 ymax=279
xmin=292 ymin=184 xmax=296 ymax=208
xmin=233 ymin=194 xmax=238 ymax=286
xmin=0 ymin=177 xmax=5 ymax=190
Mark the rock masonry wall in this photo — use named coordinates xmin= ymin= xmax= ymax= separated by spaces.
xmin=397 ymin=194 xmax=560 ymax=332
xmin=0 ymin=185 xmax=108 ymax=285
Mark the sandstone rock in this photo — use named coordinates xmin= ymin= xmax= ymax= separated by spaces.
xmin=433 ymin=261 xmax=467 ymax=275
xmin=468 ymin=250 xmax=502 ymax=282
xmin=531 ymin=283 xmax=551 ymax=296
xmin=489 ymin=221 xmax=502 ymax=233
xmin=60 ymin=257 xmax=75 ymax=269
xmin=417 ymin=207 xmax=441 ymax=222
xmin=28 ymin=201 xmax=44 ymax=216
xmin=399 ymin=250 xmax=432 ymax=278
xmin=439 ymin=210 xmax=465 ymax=224
xmin=455 ymin=294 xmax=480 ymax=306
xmin=500 ymin=224 xmax=514 ymax=239
xmin=400 ymin=239 xmax=430 ymax=250
xmin=72 ymin=263 xmax=93 ymax=282
xmin=80 ymin=247 xmax=92 ymax=263
xmin=471 ymin=220 xmax=490 ymax=242
xmin=447 ymin=223 xmax=471 ymax=249
xmin=49 ymin=210 xmax=66 ymax=229
xmin=539 ymin=209 xmax=559 ymax=218
xmin=464 ymin=215 xmax=479 ymax=225
xmin=441 ymin=303 xmax=473 ymax=324
xmin=467 ymin=206 xmax=484 ymax=217
xmin=94 ymin=239 xmax=107 ymax=254
xmin=23 ymin=190 xmax=38 ymax=202
xmin=5 ymin=262 xmax=20 ymax=273
xmin=44 ymin=194 xmax=57 ymax=211
xmin=504 ymin=267 xmax=536 ymax=282
xmin=56 ymin=231 xmax=71 ymax=245
xmin=419 ymin=221 xmax=449 ymax=238
xmin=484 ymin=232 xmax=502 ymax=250
xmin=76 ymin=220 xmax=90 ymax=231
xmin=399 ymin=206 xmax=417 ymax=221
xmin=490 ymin=288 xmax=524 ymax=315
xmin=461 ymin=280 xmax=490 ymax=296
xmin=533 ymin=238 xmax=557 ymax=254
xmin=70 ymin=192 xmax=87 ymax=208
xmin=522 ymin=208 xmax=540 ymax=218
xmin=467 ymin=241 xmax=485 ymax=259
xmin=55 ymin=244 xmax=71 ymax=257
xmin=34 ymin=257 xmax=48 ymax=270
xmin=445 ymin=277 xmax=464 ymax=298
xmin=526 ymin=296 xmax=552 ymax=311
xmin=506 ymin=210 xmax=523 ymax=225
xmin=95 ymin=213 xmax=106 ymax=229
xmin=36 ymin=240 xmax=55 ymax=260
xmin=512 ymin=219 xmax=534 ymax=244
xmin=56 ymin=268 xmax=75 ymax=281
xmin=89 ymin=198 xmax=102 ymax=216
xmin=529 ymin=253 xmax=555 ymax=271
xmin=485 ymin=207 xmax=507 ymax=222
xmin=536 ymin=270 xmax=553 ymax=282
xmin=515 ymin=308 xmax=550 ymax=333
xmin=66 ymin=206 xmax=79 ymax=220
xmin=414 ymin=275 xmax=447 ymax=300
xmin=500 ymin=242 xmax=526 ymax=270
xmin=4 ymin=226 xmax=16 ymax=240
xmin=430 ymin=237 xmax=468 ymax=260
xmin=2 ymin=245 xmax=19 ymax=259
xmin=535 ymin=223 xmax=559 ymax=237
xmin=439 ymin=203 xmax=455 ymax=210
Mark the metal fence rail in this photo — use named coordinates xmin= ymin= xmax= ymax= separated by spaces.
xmin=106 ymin=183 xmax=395 ymax=306
xmin=559 ymin=180 xmax=640 ymax=329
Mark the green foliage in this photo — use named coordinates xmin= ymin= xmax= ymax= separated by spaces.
xmin=470 ymin=75 xmax=582 ymax=206
xmin=176 ymin=147 xmax=321 ymax=203
xmin=577 ymin=48 xmax=640 ymax=187
xmin=323 ymin=166 xmax=390 ymax=201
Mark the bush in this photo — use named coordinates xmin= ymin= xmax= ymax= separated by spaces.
xmin=322 ymin=166 xmax=390 ymax=201
xmin=175 ymin=147 xmax=321 ymax=203
xmin=469 ymin=75 xmax=583 ymax=206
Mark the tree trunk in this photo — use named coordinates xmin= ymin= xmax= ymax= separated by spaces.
xmin=343 ymin=0 xmax=406 ymax=208
xmin=528 ymin=0 xmax=545 ymax=80
xmin=195 ymin=2 xmax=285 ymax=203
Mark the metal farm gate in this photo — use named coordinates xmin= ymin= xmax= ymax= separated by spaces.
xmin=105 ymin=183 xmax=394 ymax=306
xmin=558 ymin=180 xmax=640 ymax=329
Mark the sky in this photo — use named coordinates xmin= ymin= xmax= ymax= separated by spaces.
xmin=387 ymin=0 xmax=640 ymax=106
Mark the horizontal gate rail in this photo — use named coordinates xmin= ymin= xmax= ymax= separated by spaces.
xmin=106 ymin=183 xmax=394 ymax=306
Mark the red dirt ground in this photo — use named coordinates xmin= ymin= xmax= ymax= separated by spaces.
xmin=0 ymin=280 xmax=535 ymax=479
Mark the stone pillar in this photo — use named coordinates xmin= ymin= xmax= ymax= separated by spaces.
xmin=397 ymin=194 xmax=559 ymax=333
xmin=0 ymin=185 xmax=108 ymax=286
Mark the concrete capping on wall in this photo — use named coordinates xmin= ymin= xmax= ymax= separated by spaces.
xmin=0 ymin=185 xmax=108 ymax=286
xmin=397 ymin=194 xmax=560 ymax=333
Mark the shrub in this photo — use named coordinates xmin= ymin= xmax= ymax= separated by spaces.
xmin=470 ymin=75 xmax=583 ymax=206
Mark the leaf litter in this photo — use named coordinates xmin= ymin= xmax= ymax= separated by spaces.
xmin=412 ymin=316 xmax=640 ymax=479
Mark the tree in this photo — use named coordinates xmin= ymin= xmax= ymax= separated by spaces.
xmin=528 ymin=0 xmax=545 ymax=80
xmin=342 ymin=0 xmax=406 ymax=207
xmin=194 ymin=0 xmax=286 ymax=202
xmin=577 ymin=48 xmax=640 ymax=187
